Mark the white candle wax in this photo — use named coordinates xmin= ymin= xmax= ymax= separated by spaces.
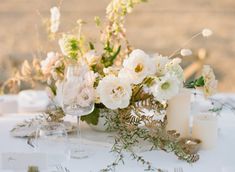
xmin=166 ymin=88 xmax=191 ymax=137
xmin=192 ymin=114 xmax=217 ymax=149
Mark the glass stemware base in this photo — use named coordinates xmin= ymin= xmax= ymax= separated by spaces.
xmin=68 ymin=116 xmax=94 ymax=159
xmin=69 ymin=141 xmax=93 ymax=159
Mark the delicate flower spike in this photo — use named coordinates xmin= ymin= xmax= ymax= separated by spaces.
xmin=180 ymin=49 xmax=192 ymax=56
xmin=50 ymin=6 xmax=60 ymax=33
xmin=202 ymin=28 xmax=213 ymax=37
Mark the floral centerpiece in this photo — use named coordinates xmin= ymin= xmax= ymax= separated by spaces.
xmin=4 ymin=0 xmax=218 ymax=171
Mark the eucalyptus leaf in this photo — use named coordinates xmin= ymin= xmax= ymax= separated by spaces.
xmin=81 ymin=107 xmax=100 ymax=125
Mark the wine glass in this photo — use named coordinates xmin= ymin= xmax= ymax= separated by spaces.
xmin=35 ymin=122 xmax=70 ymax=168
xmin=62 ymin=64 xmax=95 ymax=159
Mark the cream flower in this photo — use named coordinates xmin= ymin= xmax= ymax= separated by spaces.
xmin=84 ymin=50 xmax=101 ymax=66
xmin=62 ymin=80 xmax=79 ymax=105
xmin=150 ymin=74 xmax=180 ymax=102
xmin=119 ymin=49 xmax=154 ymax=84
xmin=151 ymin=54 xmax=170 ymax=76
xmin=40 ymin=51 xmax=59 ymax=75
xmin=50 ymin=6 xmax=60 ymax=33
xmin=77 ymin=85 xmax=95 ymax=107
xmin=202 ymin=65 xmax=217 ymax=97
xmin=59 ymin=34 xmax=79 ymax=58
xmin=165 ymin=58 xmax=184 ymax=83
xmin=97 ymin=75 xmax=132 ymax=109
xmin=103 ymin=66 xmax=120 ymax=76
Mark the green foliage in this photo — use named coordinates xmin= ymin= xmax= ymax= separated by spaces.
xmin=185 ymin=76 xmax=205 ymax=88
xmin=27 ymin=166 xmax=39 ymax=172
xmin=101 ymin=42 xmax=121 ymax=68
xmin=101 ymin=97 xmax=199 ymax=171
xmin=68 ymin=38 xmax=80 ymax=59
xmin=81 ymin=107 xmax=100 ymax=125
xmin=89 ymin=42 xmax=95 ymax=50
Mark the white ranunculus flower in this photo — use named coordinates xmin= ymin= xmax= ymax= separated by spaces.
xmin=40 ymin=51 xmax=59 ymax=75
xmin=150 ymin=74 xmax=180 ymax=102
xmin=202 ymin=65 xmax=217 ymax=97
xmin=97 ymin=75 xmax=132 ymax=109
xmin=50 ymin=6 xmax=60 ymax=33
xmin=119 ymin=49 xmax=154 ymax=84
xmin=151 ymin=54 xmax=170 ymax=76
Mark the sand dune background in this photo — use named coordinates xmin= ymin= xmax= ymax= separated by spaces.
xmin=0 ymin=0 xmax=235 ymax=92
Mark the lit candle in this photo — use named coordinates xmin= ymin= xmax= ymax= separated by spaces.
xmin=166 ymin=88 xmax=191 ymax=137
xmin=192 ymin=114 xmax=218 ymax=149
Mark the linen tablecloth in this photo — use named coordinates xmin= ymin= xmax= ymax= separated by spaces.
xmin=0 ymin=95 xmax=235 ymax=172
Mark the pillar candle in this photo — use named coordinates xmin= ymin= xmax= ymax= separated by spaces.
xmin=192 ymin=114 xmax=217 ymax=149
xmin=166 ymin=88 xmax=191 ymax=137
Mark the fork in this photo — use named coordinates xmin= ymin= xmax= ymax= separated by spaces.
xmin=174 ymin=167 xmax=183 ymax=172
xmin=55 ymin=165 xmax=70 ymax=172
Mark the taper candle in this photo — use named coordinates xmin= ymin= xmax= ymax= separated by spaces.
xmin=166 ymin=88 xmax=191 ymax=137
xmin=192 ymin=114 xmax=217 ymax=149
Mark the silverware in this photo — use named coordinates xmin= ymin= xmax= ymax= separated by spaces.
xmin=174 ymin=167 xmax=183 ymax=172
xmin=55 ymin=165 xmax=70 ymax=172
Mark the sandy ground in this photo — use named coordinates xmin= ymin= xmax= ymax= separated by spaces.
xmin=0 ymin=0 xmax=235 ymax=92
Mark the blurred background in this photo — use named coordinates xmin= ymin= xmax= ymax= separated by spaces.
xmin=0 ymin=0 xmax=235 ymax=92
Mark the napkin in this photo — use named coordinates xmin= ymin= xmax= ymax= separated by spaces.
xmin=18 ymin=90 xmax=50 ymax=113
xmin=0 ymin=95 xmax=18 ymax=115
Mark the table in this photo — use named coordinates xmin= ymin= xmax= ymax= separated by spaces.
xmin=0 ymin=95 xmax=235 ymax=172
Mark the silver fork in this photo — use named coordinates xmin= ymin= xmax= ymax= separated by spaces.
xmin=55 ymin=165 xmax=70 ymax=172
xmin=174 ymin=167 xmax=183 ymax=172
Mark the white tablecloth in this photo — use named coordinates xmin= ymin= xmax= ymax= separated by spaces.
xmin=0 ymin=96 xmax=235 ymax=172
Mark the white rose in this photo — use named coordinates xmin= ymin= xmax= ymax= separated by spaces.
xmin=150 ymin=74 xmax=180 ymax=102
xmin=40 ymin=51 xmax=59 ymax=75
xmin=97 ymin=75 xmax=132 ymax=109
xmin=119 ymin=49 xmax=154 ymax=84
